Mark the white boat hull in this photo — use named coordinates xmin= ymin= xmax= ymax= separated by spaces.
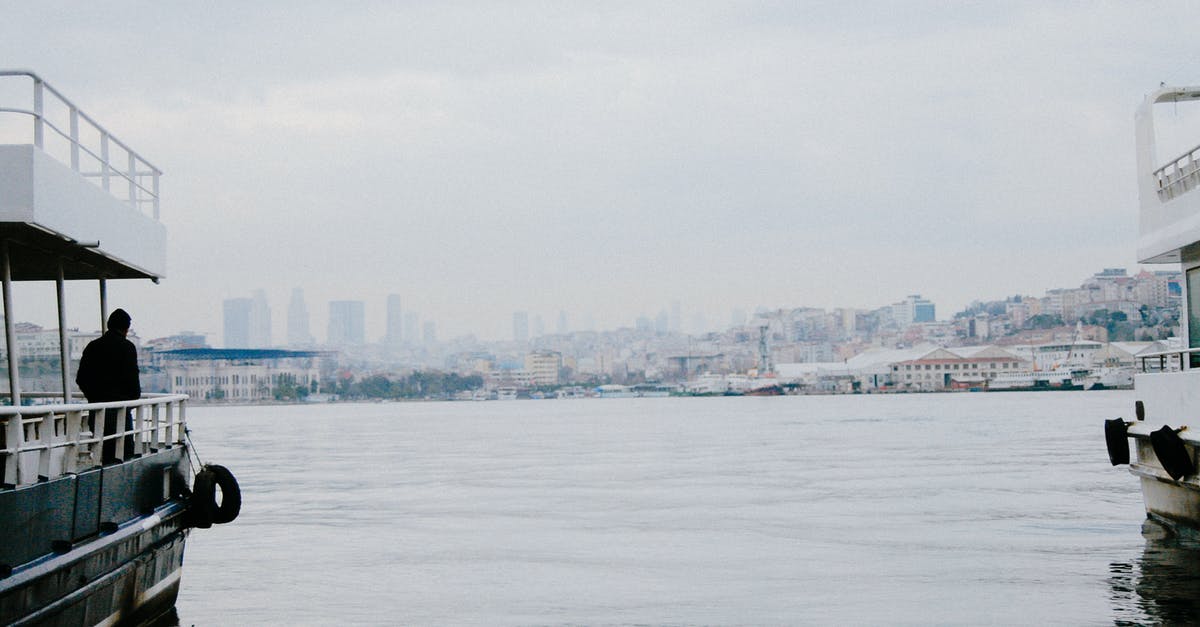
xmin=1137 ymin=473 xmax=1200 ymax=527
xmin=1126 ymin=424 xmax=1200 ymax=529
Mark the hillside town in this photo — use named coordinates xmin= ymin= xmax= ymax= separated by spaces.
xmin=2 ymin=268 xmax=1182 ymax=402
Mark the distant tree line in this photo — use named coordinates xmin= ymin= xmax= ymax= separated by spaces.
xmin=331 ymin=371 xmax=484 ymax=400
xmin=954 ymin=296 xmax=1178 ymax=342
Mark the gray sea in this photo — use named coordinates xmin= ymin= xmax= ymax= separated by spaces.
xmin=171 ymin=391 xmax=1200 ymax=625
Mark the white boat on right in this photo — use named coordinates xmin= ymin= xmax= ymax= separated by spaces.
xmin=1086 ymin=366 xmax=1134 ymax=390
xmin=1106 ymin=84 xmax=1200 ymax=531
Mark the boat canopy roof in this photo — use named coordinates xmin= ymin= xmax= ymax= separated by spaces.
xmin=0 ymin=221 xmax=158 ymax=281
xmin=0 ymin=71 xmax=165 ymax=281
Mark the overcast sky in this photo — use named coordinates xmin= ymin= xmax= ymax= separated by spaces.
xmin=1 ymin=2 xmax=1197 ymax=343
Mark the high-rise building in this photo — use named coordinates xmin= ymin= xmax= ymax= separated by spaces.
xmin=892 ymin=295 xmax=936 ymax=327
xmin=404 ymin=312 xmax=419 ymax=346
xmin=556 ymin=310 xmax=569 ymax=335
xmin=422 ymin=320 xmax=437 ymax=346
xmin=385 ymin=294 xmax=404 ymax=346
xmin=532 ymin=314 xmax=544 ymax=339
xmin=670 ymin=300 xmax=682 ymax=334
xmin=513 ymin=311 xmax=529 ymax=343
xmin=328 ymin=300 xmax=365 ymax=346
xmin=249 ymin=289 xmax=272 ymax=347
xmin=655 ymin=310 xmax=669 ymax=335
xmin=223 ymin=298 xmax=251 ymax=348
xmin=287 ymin=287 xmax=313 ymax=346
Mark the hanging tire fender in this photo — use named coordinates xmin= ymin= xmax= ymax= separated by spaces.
xmin=206 ymin=464 xmax=242 ymax=524
xmin=188 ymin=468 xmax=216 ymax=529
xmin=1150 ymin=426 xmax=1195 ymax=480
xmin=1105 ymin=418 xmax=1130 ymax=466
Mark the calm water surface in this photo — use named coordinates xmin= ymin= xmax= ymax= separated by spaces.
xmin=171 ymin=392 xmax=1200 ymax=625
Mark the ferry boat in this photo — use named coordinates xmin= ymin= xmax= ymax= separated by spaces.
xmin=987 ymin=367 xmax=1088 ymax=391
xmin=1106 ymin=84 xmax=1200 ymax=531
xmin=0 ymin=71 xmax=238 ymax=624
xmin=684 ymin=373 xmax=727 ymax=396
xmin=1086 ymin=366 xmax=1134 ymax=390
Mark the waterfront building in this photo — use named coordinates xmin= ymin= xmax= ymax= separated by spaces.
xmin=0 ymin=324 xmax=99 ymax=362
xmin=489 ymin=363 xmax=537 ymax=389
xmin=161 ymin=348 xmax=322 ymax=401
xmin=328 ymin=300 xmax=366 ymax=346
xmin=1092 ymin=341 xmax=1162 ymax=369
xmin=890 ymin=346 xmax=1028 ymax=392
xmin=1007 ymin=339 xmax=1104 ymax=372
xmin=143 ymin=332 xmax=207 ymax=353
xmin=525 ymin=350 xmax=562 ymax=386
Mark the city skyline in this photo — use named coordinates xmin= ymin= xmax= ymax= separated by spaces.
xmin=1 ymin=4 xmax=1196 ymax=341
xmin=199 ymin=266 xmax=1164 ymax=348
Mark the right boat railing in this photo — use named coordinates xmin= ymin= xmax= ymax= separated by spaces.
xmin=1155 ymin=142 xmax=1200 ymax=201
xmin=0 ymin=393 xmax=188 ymax=488
xmin=1137 ymin=347 xmax=1200 ymax=373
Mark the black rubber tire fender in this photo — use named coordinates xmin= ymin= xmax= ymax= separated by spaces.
xmin=206 ymin=464 xmax=242 ymax=524
xmin=189 ymin=468 xmax=216 ymax=529
xmin=1104 ymin=418 xmax=1129 ymax=466
xmin=1151 ymin=426 xmax=1195 ymax=481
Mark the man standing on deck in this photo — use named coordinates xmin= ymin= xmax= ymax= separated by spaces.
xmin=76 ymin=309 xmax=141 ymax=463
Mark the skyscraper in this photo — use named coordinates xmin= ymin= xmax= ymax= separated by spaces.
xmin=287 ymin=287 xmax=313 ymax=346
xmin=249 ymin=289 xmax=271 ymax=347
xmin=422 ymin=320 xmax=437 ymax=346
xmin=556 ymin=310 xmax=569 ymax=335
xmin=385 ymin=294 xmax=403 ymax=346
xmin=223 ymin=298 xmax=251 ymax=348
xmin=404 ymin=312 xmax=419 ymax=346
xmin=328 ymin=300 xmax=365 ymax=346
xmin=513 ymin=311 xmax=529 ymax=343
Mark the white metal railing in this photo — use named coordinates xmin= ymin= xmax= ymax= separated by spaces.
xmin=0 ymin=69 xmax=161 ymax=219
xmin=1154 ymin=142 xmax=1200 ymax=202
xmin=1137 ymin=347 xmax=1200 ymax=373
xmin=0 ymin=394 xmax=186 ymax=488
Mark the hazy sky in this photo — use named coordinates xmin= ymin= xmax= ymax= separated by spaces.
xmin=1 ymin=2 xmax=1196 ymax=342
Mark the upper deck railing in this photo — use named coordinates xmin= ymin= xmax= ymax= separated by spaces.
xmin=1137 ymin=347 xmax=1199 ymax=373
xmin=0 ymin=394 xmax=187 ymax=488
xmin=1154 ymin=142 xmax=1200 ymax=202
xmin=0 ymin=70 xmax=161 ymax=219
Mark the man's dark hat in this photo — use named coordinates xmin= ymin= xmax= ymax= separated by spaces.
xmin=107 ymin=308 xmax=131 ymax=331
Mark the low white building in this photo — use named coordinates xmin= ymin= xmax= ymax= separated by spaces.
xmin=159 ymin=348 xmax=322 ymax=402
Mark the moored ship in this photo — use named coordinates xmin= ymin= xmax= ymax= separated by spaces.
xmin=1106 ymin=84 xmax=1200 ymax=531
xmin=0 ymin=71 xmax=238 ymax=625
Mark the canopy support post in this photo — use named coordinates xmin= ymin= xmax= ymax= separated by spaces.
xmin=57 ymin=262 xmax=71 ymax=403
xmin=3 ymin=241 xmax=20 ymax=406
xmin=99 ymin=278 xmax=108 ymax=333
